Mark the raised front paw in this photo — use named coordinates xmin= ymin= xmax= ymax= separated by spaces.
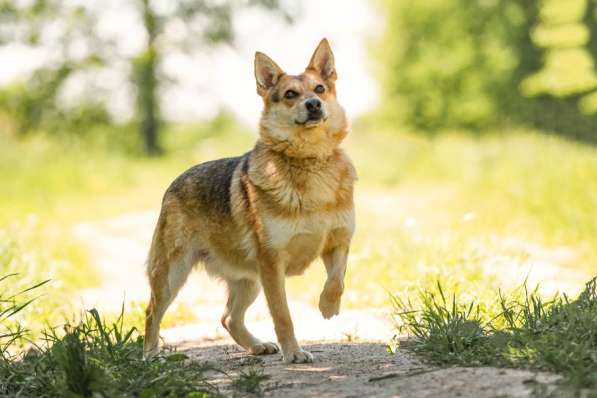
xmin=249 ymin=341 xmax=280 ymax=355
xmin=319 ymin=290 xmax=341 ymax=319
xmin=283 ymin=348 xmax=314 ymax=364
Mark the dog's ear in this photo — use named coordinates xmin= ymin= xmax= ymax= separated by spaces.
xmin=306 ymin=38 xmax=337 ymax=81
xmin=254 ymin=52 xmax=284 ymax=96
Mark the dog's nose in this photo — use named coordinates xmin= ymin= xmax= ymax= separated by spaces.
xmin=305 ymin=98 xmax=322 ymax=113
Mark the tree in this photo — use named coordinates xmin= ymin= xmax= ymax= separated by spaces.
xmin=0 ymin=0 xmax=293 ymax=154
xmin=0 ymin=0 xmax=111 ymax=134
xmin=377 ymin=0 xmax=597 ymax=142
xmin=522 ymin=0 xmax=597 ymax=116
xmin=131 ymin=0 xmax=292 ymax=155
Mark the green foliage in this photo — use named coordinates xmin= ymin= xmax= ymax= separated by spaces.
xmin=539 ymin=0 xmax=587 ymax=24
xmin=349 ymin=123 xmax=597 ymax=243
xmin=392 ymin=277 xmax=597 ymax=389
xmin=0 ymin=1 xmax=111 ymax=135
xmin=377 ymin=0 xmax=534 ymax=130
xmin=531 ymin=23 xmax=589 ymax=48
xmin=523 ymin=0 xmax=597 ymax=102
xmin=0 ymin=65 xmax=72 ymax=133
xmin=377 ymin=0 xmax=597 ymax=140
xmin=0 ymin=73 xmax=111 ymax=136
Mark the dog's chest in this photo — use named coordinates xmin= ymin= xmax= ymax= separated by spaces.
xmin=263 ymin=209 xmax=353 ymax=275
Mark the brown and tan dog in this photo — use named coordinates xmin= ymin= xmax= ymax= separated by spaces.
xmin=144 ymin=38 xmax=356 ymax=363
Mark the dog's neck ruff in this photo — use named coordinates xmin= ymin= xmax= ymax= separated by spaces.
xmin=258 ymin=125 xmax=348 ymax=161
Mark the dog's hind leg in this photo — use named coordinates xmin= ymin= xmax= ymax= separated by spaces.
xmin=143 ymin=219 xmax=196 ymax=358
xmin=221 ymin=278 xmax=279 ymax=355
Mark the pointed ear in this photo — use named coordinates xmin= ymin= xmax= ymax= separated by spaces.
xmin=306 ymin=38 xmax=337 ymax=81
xmin=254 ymin=51 xmax=284 ymax=95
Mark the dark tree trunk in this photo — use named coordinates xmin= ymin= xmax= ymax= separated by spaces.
xmin=136 ymin=0 xmax=161 ymax=155
xmin=139 ymin=48 xmax=159 ymax=155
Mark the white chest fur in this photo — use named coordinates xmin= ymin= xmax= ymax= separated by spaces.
xmin=262 ymin=208 xmax=354 ymax=275
xmin=263 ymin=208 xmax=355 ymax=251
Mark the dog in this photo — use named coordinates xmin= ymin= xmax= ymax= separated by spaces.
xmin=143 ymin=38 xmax=356 ymax=363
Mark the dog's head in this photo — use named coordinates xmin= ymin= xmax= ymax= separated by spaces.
xmin=254 ymin=39 xmax=348 ymax=158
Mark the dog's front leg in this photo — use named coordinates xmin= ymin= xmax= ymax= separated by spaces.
xmin=259 ymin=258 xmax=313 ymax=363
xmin=319 ymin=244 xmax=349 ymax=319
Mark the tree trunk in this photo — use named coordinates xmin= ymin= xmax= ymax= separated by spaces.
xmin=136 ymin=0 xmax=161 ymax=155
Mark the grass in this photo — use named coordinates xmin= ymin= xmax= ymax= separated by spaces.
xmin=0 ymin=223 xmax=99 ymax=333
xmin=392 ymin=277 xmax=597 ymax=391
xmin=0 ymin=114 xmax=254 ymax=224
xmin=0 ymin=274 xmax=272 ymax=397
xmin=232 ymin=367 xmax=270 ymax=395
xmin=349 ymin=121 xmax=597 ymax=250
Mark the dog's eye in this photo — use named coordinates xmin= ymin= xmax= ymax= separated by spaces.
xmin=314 ymin=84 xmax=325 ymax=94
xmin=284 ymin=90 xmax=298 ymax=99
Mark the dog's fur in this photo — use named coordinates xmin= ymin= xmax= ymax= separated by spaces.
xmin=143 ymin=39 xmax=356 ymax=363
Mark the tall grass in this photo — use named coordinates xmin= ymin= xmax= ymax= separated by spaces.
xmin=392 ymin=277 xmax=597 ymax=389
xmin=0 ymin=275 xmax=50 ymax=358
xmin=0 ymin=275 xmax=227 ymax=397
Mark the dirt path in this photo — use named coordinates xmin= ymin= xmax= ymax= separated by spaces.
xmin=183 ymin=341 xmax=560 ymax=397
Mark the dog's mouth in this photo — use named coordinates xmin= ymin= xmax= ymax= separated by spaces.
xmin=295 ymin=116 xmax=327 ymax=128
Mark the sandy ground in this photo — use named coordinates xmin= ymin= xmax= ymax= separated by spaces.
xmin=70 ymin=189 xmax=586 ymax=397
xmin=182 ymin=341 xmax=561 ymax=397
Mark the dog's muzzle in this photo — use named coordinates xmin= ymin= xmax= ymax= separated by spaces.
xmin=295 ymin=98 xmax=327 ymax=127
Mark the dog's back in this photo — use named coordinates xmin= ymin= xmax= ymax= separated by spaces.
xmin=166 ymin=155 xmax=246 ymax=218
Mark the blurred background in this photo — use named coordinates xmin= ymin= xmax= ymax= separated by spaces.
xmin=1 ymin=0 xmax=596 ymax=338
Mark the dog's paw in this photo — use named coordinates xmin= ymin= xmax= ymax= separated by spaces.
xmin=249 ymin=341 xmax=279 ymax=355
xmin=283 ymin=348 xmax=314 ymax=364
xmin=319 ymin=291 xmax=341 ymax=319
